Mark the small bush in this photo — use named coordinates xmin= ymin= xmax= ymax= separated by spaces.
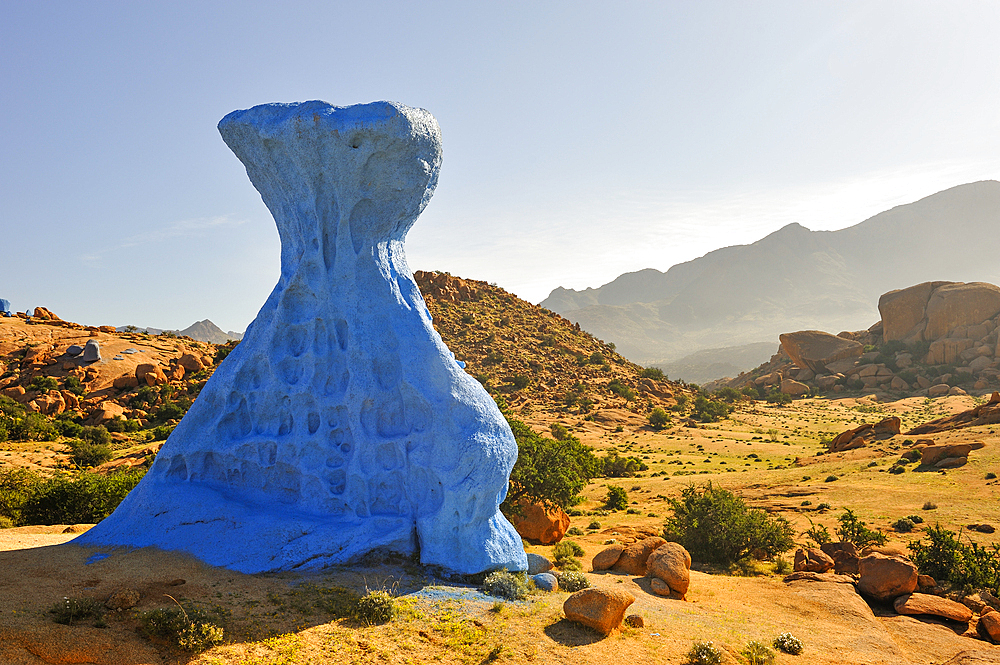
xmin=80 ymin=425 xmax=111 ymax=446
xmin=766 ymin=389 xmax=792 ymax=405
xmin=482 ymin=570 xmax=529 ymax=601
xmin=987 ymin=472 xmax=997 ymax=480
xmin=824 ymin=475 xmax=838 ymax=483
xmin=908 ymin=525 xmax=1000 ymax=594
xmin=550 ymin=423 xmax=570 ymax=440
xmin=49 ymin=596 xmax=102 ymax=625
xmin=741 ymin=640 xmax=776 ymax=665
xmin=892 ymin=518 xmax=915 ymax=533
xmin=803 ymin=518 xmax=831 ymax=546
xmin=9 ymin=413 xmax=58 ymax=441
xmin=741 ymin=385 xmax=760 ymax=399
xmin=664 ymin=483 xmax=794 ymax=567
xmin=836 ymin=509 xmax=887 ymax=548
xmin=889 ymin=465 xmax=905 ymax=475
xmin=773 ymin=632 xmax=804 ymax=655
xmin=922 ymin=501 xmax=938 ymax=511
xmin=639 ymin=367 xmax=665 ymax=380
xmin=557 ymin=571 xmax=590 ymax=592
xmin=355 ymin=589 xmax=395 ymax=625
xmin=105 ymin=417 xmax=141 ymax=433
xmin=138 ymin=602 xmax=224 ymax=652
xmin=601 ymin=451 xmax=647 ymax=477
xmin=587 ymin=520 xmax=601 ymax=530
xmin=567 ymin=526 xmax=584 ymax=536
xmin=29 ymin=376 xmax=59 ymax=393
xmin=907 ymin=514 xmax=924 ymax=524
xmin=55 ymin=419 xmax=83 ymax=438
xmin=69 ymin=439 xmax=113 ymax=468
xmin=607 ymin=379 xmax=635 ymax=401
xmin=552 ymin=540 xmax=585 ymax=570
xmin=816 ymin=503 xmax=831 ymax=511
xmin=20 ymin=468 xmax=146 ymax=525
xmin=685 ymin=640 xmax=723 ymax=665
xmin=63 ymin=376 xmax=87 ymax=396
xmin=692 ymin=396 xmax=731 ymax=423
xmin=648 ymin=407 xmax=670 ymax=430
xmin=773 ymin=557 xmax=792 ymax=574
xmin=605 ymin=485 xmax=628 ymax=511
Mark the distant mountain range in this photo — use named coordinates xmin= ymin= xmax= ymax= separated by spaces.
xmin=117 ymin=319 xmax=242 ymax=344
xmin=541 ymin=181 xmax=1000 ymax=378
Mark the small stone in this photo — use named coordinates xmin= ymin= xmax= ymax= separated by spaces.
xmin=532 ymin=573 xmax=557 ymax=592
xmin=526 ymin=552 xmax=553 ymax=575
xmin=624 ymin=614 xmax=643 ymax=628
xmin=66 ymin=344 xmax=84 ymax=356
xmin=917 ymin=574 xmax=936 ymax=589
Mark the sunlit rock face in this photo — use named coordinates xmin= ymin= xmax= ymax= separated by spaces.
xmin=78 ymin=101 xmax=526 ymax=575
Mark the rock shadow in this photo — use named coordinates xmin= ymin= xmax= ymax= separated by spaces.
xmin=543 ymin=618 xmax=606 ymax=645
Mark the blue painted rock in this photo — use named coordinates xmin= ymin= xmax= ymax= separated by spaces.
xmin=77 ymin=100 xmax=526 ymax=576
xmin=81 ymin=340 xmax=101 ymax=362
xmin=532 ymin=573 xmax=557 ymax=592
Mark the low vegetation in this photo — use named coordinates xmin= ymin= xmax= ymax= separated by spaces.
xmin=0 ymin=467 xmax=146 ymax=526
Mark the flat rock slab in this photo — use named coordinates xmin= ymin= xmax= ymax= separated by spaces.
xmin=894 ymin=593 xmax=973 ymax=622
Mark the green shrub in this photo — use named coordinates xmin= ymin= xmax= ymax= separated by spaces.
xmin=987 ymin=472 xmax=997 ymax=480
xmin=49 ymin=596 xmax=103 ymax=625
xmin=153 ymin=402 xmax=186 ymax=422
xmin=9 ymin=413 xmax=58 ymax=441
xmin=549 ymin=423 xmax=570 ymax=441
xmin=214 ymin=341 xmax=238 ymax=364
xmin=648 ymin=407 xmax=670 ymax=430
xmin=80 ymin=425 xmax=111 ymax=446
xmin=923 ymin=501 xmax=938 ymax=511
xmin=601 ymin=451 xmax=647 ymax=477
xmin=907 ymin=514 xmax=924 ymax=524
xmin=766 ymin=389 xmax=792 ymax=405
xmin=355 ymin=589 xmax=395 ymax=624
xmin=587 ymin=520 xmax=601 ymax=530
xmin=741 ymin=385 xmax=760 ymax=399
xmin=607 ymin=379 xmax=635 ymax=401
xmin=0 ymin=468 xmax=40 ymax=525
xmin=663 ymin=483 xmax=794 ymax=567
xmin=105 ymin=417 xmax=141 ymax=433
xmin=639 ymin=367 xmax=664 ymax=380
xmin=20 ymin=468 xmax=146 ymax=525
xmin=889 ymin=465 xmax=905 ymax=475
xmin=509 ymin=375 xmax=530 ymax=390
xmin=741 ymin=640 xmax=776 ymax=665
xmin=684 ymin=640 xmax=723 ymax=665
xmin=29 ymin=376 xmax=58 ymax=393
xmin=138 ymin=602 xmax=224 ymax=652
xmin=824 ymin=475 xmax=838 ymax=483
xmin=712 ymin=387 xmax=741 ymax=403
xmin=69 ymin=440 xmax=113 ymax=468
xmin=773 ymin=557 xmax=792 ymax=574
xmin=482 ymin=570 xmax=529 ymax=601
xmin=908 ymin=525 xmax=1000 ymax=594
xmin=589 ymin=352 xmax=604 ymax=365
xmin=152 ymin=425 xmax=175 ymax=441
xmin=803 ymin=518 xmax=831 ymax=546
xmin=63 ymin=376 xmax=86 ymax=396
xmin=567 ymin=526 xmax=584 ymax=536
xmin=692 ymin=396 xmax=731 ymax=422
xmin=836 ymin=509 xmax=887 ymax=547
xmin=557 ymin=571 xmax=590 ymax=592
xmin=605 ymin=485 xmax=628 ymax=511
xmin=129 ymin=386 xmax=158 ymax=409
xmin=773 ymin=632 xmax=804 ymax=655
xmin=892 ymin=518 xmax=916 ymax=533
xmin=552 ymin=540 xmax=584 ymax=569
xmin=55 ymin=419 xmax=83 ymax=438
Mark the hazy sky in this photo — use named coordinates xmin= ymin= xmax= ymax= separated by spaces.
xmin=3 ymin=1 xmax=999 ymax=333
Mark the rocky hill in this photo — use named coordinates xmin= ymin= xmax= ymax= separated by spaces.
xmin=116 ymin=319 xmax=242 ymax=344
xmin=709 ymin=280 xmax=1000 ymax=401
xmin=0 ymin=278 xmax=685 ymax=469
xmin=542 ymin=181 xmax=1000 ymax=370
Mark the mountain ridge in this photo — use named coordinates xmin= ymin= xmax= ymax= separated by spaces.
xmin=541 ymin=181 xmax=1000 ymax=368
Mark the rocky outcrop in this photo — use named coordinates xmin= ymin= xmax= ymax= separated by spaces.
xmin=779 ymin=331 xmax=864 ymax=374
xmin=828 ymin=416 xmax=901 ymax=452
xmin=822 ymin=542 xmax=861 ymax=575
xmin=881 ymin=281 xmax=1000 ymax=343
xmin=909 ymin=392 xmax=1000 ymax=435
xmin=563 ymin=588 xmax=635 ymax=635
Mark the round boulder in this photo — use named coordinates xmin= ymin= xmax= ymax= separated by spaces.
xmin=563 ymin=588 xmax=635 ymax=635
xmin=857 ymin=552 xmax=918 ymax=602
xmin=612 ymin=536 xmax=667 ymax=576
xmin=793 ymin=547 xmax=835 ymax=573
xmin=526 ymin=552 xmax=553 ymax=575
xmin=592 ymin=544 xmax=624 ymax=571
xmin=647 ymin=542 xmax=691 ymax=599
xmin=532 ymin=573 xmax=557 ymax=592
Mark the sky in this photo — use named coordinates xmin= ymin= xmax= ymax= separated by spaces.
xmin=2 ymin=1 xmax=999 ymax=333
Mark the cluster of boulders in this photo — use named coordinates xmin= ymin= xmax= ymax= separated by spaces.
xmin=413 ymin=270 xmax=481 ymax=303
xmin=592 ymin=536 xmax=692 ymax=600
xmin=788 ymin=544 xmax=1000 ymax=643
xmin=827 ymin=415 xmax=901 ymax=452
xmin=728 ymin=282 xmax=1000 ymax=398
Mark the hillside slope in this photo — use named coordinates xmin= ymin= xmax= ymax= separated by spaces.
xmin=542 ymin=181 xmax=1000 ymax=366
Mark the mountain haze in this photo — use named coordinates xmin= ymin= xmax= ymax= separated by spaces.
xmin=542 ymin=181 xmax=1000 ymax=368
xmin=116 ymin=319 xmax=242 ymax=344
